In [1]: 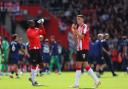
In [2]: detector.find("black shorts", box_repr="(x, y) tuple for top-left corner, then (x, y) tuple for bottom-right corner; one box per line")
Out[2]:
(29, 49), (42, 66)
(9, 54), (19, 65)
(95, 56), (105, 65)
(76, 50), (89, 62)
(42, 54), (50, 64)
(88, 55), (95, 64)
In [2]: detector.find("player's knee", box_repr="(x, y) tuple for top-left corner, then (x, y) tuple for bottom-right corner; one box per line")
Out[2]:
(85, 66), (91, 71)
(75, 66), (81, 70)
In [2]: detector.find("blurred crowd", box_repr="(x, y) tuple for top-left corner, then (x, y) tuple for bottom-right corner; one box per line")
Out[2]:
(1, 0), (128, 36)
(45, 0), (128, 37)
(0, 0), (20, 34)
(1, 0), (128, 35)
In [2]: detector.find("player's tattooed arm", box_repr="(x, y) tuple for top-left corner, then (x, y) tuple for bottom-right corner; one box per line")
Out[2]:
(71, 24), (78, 42)
(71, 24), (77, 34)
(71, 24), (84, 40)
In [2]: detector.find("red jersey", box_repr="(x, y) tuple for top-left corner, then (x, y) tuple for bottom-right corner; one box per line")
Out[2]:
(27, 27), (45, 50)
(77, 24), (90, 51)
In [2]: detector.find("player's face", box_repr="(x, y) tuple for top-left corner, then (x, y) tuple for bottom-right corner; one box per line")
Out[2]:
(105, 35), (109, 40)
(18, 37), (22, 44)
(76, 16), (84, 25)
(98, 35), (103, 40)
(15, 36), (19, 42)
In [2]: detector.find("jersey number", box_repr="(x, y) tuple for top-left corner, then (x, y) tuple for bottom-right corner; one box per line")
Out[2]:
(12, 45), (16, 51)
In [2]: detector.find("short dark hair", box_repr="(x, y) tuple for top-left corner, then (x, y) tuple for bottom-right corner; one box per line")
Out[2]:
(12, 34), (18, 40)
(77, 14), (84, 19)
(27, 20), (35, 25)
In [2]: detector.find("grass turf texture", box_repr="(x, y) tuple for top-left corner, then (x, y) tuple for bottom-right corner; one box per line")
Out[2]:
(0, 72), (128, 89)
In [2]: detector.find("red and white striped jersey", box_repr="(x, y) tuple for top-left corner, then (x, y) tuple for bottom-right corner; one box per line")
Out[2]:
(77, 24), (90, 51)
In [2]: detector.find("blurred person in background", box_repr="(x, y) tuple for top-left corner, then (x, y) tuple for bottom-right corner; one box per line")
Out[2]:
(49, 35), (61, 74)
(41, 38), (50, 75)
(9, 34), (21, 78)
(102, 33), (117, 76)
(0, 36), (3, 76)
(88, 37), (95, 68)
(62, 48), (70, 71)
(57, 41), (63, 65)
(17, 37), (26, 75)
(1, 37), (9, 73)
(95, 33), (105, 78)
(118, 36), (128, 73)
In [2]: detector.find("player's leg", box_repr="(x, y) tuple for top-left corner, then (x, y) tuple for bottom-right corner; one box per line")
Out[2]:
(0, 54), (2, 75)
(55, 55), (61, 73)
(82, 50), (100, 88)
(42, 59), (50, 74)
(46, 56), (50, 74)
(96, 64), (101, 77)
(9, 57), (16, 78)
(39, 55), (44, 75)
(9, 64), (15, 78)
(95, 56), (101, 77)
(14, 64), (19, 78)
(30, 65), (38, 84)
(36, 49), (43, 76)
(0, 51), (3, 76)
(104, 55), (117, 76)
(49, 56), (55, 72)
(4, 51), (9, 72)
(95, 56), (104, 77)
(2, 51), (8, 72)
(73, 62), (82, 88)
(1, 62), (4, 72)
(38, 63), (43, 76)
(83, 62), (100, 88)
(73, 51), (82, 88)
(41, 56), (47, 74)
(28, 49), (39, 86)
(46, 63), (50, 74)
(18, 56), (23, 75)
(0, 62), (2, 76)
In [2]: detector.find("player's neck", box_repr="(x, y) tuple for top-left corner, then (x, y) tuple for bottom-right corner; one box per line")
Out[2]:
(79, 23), (84, 26)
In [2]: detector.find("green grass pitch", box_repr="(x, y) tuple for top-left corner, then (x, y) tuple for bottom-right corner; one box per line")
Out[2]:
(0, 72), (128, 89)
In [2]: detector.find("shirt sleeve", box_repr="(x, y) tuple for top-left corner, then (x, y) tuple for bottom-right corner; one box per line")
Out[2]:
(38, 28), (46, 36)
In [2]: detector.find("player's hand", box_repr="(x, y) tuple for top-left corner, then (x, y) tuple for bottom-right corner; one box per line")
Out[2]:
(71, 24), (77, 32)
(107, 52), (111, 56)
(71, 24), (78, 37)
